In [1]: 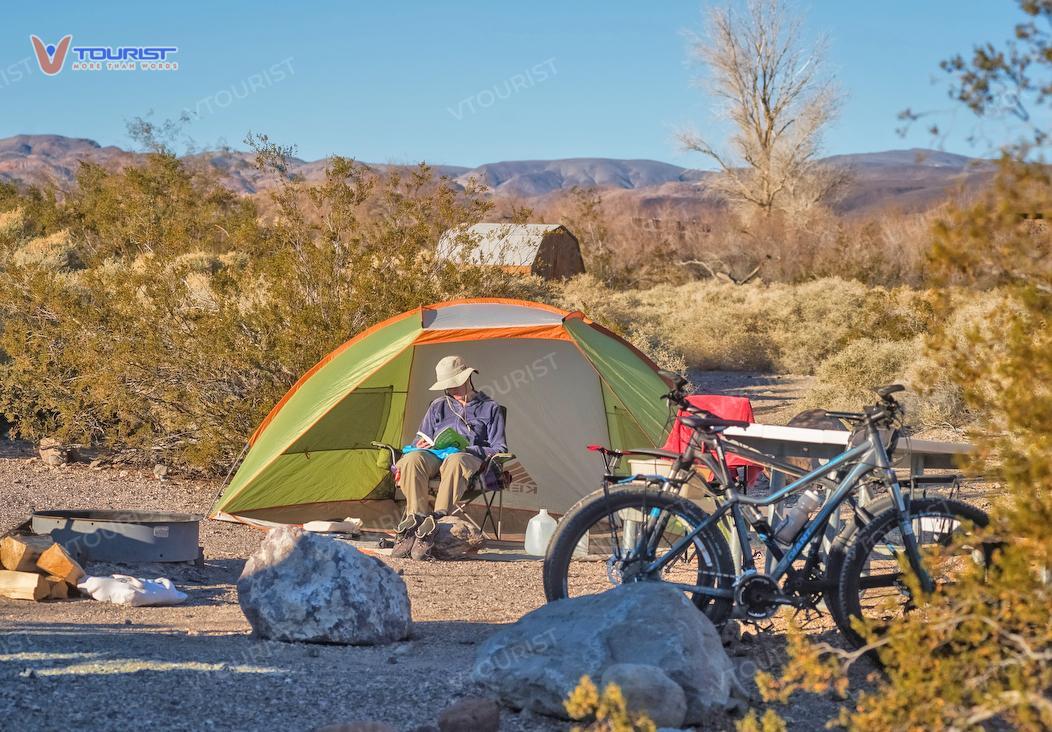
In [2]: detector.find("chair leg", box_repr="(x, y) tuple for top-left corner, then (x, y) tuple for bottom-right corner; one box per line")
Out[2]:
(496, 489), (503, 540)
(480, 491), (498, 538)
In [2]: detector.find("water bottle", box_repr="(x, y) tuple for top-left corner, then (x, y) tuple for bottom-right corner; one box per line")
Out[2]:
(573, 531), (589, 558)
(773, 489), (824, 544)
(524, 508), (558, 556)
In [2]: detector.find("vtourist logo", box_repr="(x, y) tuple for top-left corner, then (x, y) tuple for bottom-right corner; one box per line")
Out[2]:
(30, 34), (179, 75)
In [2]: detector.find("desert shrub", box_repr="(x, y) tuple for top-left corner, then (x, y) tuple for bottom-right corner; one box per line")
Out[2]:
(0, 206), (25, 237)
(10, 230), (80, 271)
(0, 144), (550, 470)
(563, 676), (656, 732)
(801, 337), (917, 411)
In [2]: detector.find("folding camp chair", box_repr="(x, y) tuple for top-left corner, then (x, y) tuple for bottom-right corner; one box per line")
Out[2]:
(371, 404), (514, 539)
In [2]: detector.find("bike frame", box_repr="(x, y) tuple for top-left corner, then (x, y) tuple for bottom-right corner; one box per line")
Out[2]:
(629, 419), (934, 598)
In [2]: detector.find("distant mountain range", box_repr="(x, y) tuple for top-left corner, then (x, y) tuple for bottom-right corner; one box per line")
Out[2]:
(0, 134), (994, 215)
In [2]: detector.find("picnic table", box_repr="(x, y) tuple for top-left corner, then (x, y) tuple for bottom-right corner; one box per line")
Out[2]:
(722, 423), (969, 475)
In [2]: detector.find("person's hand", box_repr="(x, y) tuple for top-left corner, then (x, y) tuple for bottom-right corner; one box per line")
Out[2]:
(414, 438), (429, 448)
(393, 467), (401, 483)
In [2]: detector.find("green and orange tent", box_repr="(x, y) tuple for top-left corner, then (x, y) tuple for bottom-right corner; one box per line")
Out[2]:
(210, 298), (672, 531)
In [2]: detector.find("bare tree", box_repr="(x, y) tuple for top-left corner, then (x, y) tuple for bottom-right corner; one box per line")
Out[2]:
(680, 0), (846, 217)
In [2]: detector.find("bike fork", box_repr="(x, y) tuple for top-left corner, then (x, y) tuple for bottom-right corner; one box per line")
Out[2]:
(869, 420), (935, 594)
(887, 469), (935, 593)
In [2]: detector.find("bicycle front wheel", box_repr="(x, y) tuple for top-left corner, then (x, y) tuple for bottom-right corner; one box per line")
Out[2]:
(835, 496), (990, 650)
(542, 485), (735, 625)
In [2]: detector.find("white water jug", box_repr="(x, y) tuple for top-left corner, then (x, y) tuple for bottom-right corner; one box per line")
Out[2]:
(524, 508), (557, 556)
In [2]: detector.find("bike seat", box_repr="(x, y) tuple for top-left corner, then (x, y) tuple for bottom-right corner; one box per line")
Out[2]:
(678, 414), (750, 431)
(874, 384), (905, 399)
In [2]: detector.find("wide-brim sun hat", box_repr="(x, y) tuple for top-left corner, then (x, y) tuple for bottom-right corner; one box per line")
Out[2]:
(430, 355), (479, 391)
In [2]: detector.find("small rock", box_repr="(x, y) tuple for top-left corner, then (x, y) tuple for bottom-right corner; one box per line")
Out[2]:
(39, 437), (70, 467)
(19, 668), (35, 679)
(438, 697), (500, 732)
(153, 463), (168, 480)
(431, 516), (485, 560)
(89, 459), (104, 470)
(600, 663), (687, 729)
(124, 618), (133, 625)
(720, 619), (742, 646)
(118, 470), (129, 478)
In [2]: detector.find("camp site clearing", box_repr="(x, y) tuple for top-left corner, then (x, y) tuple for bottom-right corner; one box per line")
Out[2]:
(0, 372), (997, 732)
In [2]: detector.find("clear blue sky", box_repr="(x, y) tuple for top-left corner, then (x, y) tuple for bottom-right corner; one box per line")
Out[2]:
(1, 1), (1023, 167)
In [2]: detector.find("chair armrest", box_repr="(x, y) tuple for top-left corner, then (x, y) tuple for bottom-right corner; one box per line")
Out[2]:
(471, 452), (516, 485)
(370, 441), (402, 466)
(479, 452), (514, 470)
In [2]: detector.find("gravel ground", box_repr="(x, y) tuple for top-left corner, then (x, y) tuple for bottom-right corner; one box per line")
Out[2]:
(0, 374), (998, 731)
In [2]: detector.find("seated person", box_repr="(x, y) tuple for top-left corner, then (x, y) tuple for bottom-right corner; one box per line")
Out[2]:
(395, 355), (507, 530)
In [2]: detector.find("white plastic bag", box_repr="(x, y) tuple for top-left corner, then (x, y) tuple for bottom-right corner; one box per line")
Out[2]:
(77, 574), (188, 606)
(303, 517), (363, 534)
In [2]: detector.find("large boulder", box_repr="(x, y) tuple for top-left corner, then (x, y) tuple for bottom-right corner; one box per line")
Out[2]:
(472, 583), (736, 725)
(238, 526), (411, 644)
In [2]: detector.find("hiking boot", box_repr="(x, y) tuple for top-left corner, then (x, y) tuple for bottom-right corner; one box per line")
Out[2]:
(390, 513), (423, 559)
(410, 514), (438, 561)
(396, 513), (421, 535)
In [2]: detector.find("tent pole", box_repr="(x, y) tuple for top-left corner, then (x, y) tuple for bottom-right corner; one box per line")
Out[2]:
(213, 441), (250, 504)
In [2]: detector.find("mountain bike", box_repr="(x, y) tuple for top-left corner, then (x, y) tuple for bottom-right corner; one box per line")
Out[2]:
(542, 376), (990, 648)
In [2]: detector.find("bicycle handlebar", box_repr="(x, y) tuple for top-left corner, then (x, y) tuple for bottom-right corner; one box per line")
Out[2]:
(661, 372), (906, 431)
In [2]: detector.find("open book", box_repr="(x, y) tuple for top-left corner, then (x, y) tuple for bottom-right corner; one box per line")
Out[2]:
(415, 426), (469, 451)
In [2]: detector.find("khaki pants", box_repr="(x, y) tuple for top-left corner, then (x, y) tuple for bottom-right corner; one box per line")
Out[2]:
(396, 450), (483, 515)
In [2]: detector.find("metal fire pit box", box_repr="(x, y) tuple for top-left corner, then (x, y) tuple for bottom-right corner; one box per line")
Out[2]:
(31, 510), (202, 563)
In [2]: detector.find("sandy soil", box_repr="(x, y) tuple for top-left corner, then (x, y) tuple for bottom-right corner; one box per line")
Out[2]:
(690, 370), (815, 426)
(0, 372), (995, 731)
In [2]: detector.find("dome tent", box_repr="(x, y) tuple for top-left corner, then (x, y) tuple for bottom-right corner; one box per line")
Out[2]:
(210, 298), (672, 532)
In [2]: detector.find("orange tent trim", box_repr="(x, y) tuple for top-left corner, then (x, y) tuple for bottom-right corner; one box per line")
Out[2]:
(411, 324), (572, 345)
(421, 297), (570, 317)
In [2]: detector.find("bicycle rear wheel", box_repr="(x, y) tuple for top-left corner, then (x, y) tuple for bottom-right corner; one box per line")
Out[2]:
(542, 485), (735, 625)
(835, 496), (990, 650)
